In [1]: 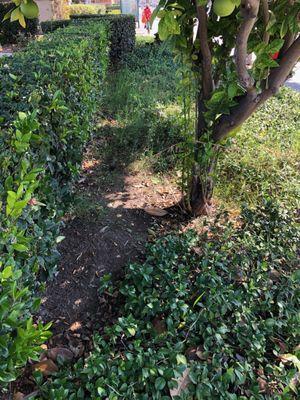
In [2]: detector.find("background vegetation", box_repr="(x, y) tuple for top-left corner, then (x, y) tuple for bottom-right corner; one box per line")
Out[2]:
(100, 42), (300, 210)
(0, 13), (299, 399)
(0, 2), (38, 45)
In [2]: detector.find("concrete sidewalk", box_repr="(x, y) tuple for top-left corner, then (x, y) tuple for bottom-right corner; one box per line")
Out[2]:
(285, 63), (300, 92)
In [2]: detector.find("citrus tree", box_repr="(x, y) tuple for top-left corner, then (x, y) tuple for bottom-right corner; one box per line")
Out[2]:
(154, 0), (300, 215)
(3, 0), (39, 27)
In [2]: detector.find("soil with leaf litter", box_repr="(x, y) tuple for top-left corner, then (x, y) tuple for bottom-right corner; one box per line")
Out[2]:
(37, 128), (182, 345)
(8, 124), (184, 398)
(8, 123), (215, 398)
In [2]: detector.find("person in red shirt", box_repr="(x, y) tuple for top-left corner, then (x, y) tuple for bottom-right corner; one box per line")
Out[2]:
(142, 5), (152, 34)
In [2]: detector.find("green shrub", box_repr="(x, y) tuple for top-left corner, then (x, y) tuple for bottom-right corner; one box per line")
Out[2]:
(67, 4), (106, 16)
(37, 200), (300, 399)
(0, 21), (108, 385)
(105, 5), (121, 14)
(0, 2), (38, 45)
(40, 19), (71, 34)
(71, 14), (136, 63)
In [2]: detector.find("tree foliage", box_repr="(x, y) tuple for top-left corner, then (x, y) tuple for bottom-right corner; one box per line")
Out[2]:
(3, 0), (39, 27)
(154, 0), (300, 215)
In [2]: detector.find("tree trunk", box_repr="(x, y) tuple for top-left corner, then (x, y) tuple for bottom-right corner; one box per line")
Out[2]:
(188, 90), (216, 217)
(189, 160), (215, 216)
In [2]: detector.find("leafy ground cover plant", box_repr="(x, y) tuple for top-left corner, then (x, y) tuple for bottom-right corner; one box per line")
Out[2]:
(0, 22), (108, 386)
(37, 200), (299, 399)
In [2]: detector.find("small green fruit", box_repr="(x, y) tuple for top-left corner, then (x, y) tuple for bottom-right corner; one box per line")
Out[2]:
(213, 0), (235, 17)
(20, 0), (39, 19)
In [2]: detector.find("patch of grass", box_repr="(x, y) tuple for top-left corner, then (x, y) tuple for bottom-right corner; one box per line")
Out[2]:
(136, 35), (155, 44)
(100, 43), (183, 169)
(216, 87), (300, 208)
(69, 193), (106, 220)
(102, 44), (299, 210)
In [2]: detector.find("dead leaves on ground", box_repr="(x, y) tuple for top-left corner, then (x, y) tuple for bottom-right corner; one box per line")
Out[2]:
(144, 207), (168, 217)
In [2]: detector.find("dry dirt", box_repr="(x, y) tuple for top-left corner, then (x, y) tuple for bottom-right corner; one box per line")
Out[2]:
(37, 133), (182, 340)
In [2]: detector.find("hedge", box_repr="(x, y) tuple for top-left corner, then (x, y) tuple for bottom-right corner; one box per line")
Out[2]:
(71, 14), (135, 63)
(0, 2), (38, 45)
(40, 19), (71, 34)
(67, 4), (105, 16)
(40, 15), (135, 63)
(0, 21), (108, 386)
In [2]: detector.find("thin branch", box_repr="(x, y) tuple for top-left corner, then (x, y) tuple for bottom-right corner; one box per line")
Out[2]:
(280, 33), (296, 56)
(235, 0), (260, 90)
(261, 0), (270, 43)
(196, 5), (214, 99)
(279, 0), (295, 57)
(212, 36), (300, 142)
(266, 36), (300, 91)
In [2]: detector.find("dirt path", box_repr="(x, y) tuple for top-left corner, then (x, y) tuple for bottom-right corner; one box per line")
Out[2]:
(38, 123), (181, 342)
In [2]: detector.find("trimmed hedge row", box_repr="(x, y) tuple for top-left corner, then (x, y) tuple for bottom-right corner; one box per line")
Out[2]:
(41, 14), (135, 63)
(0, 2), (38, 45)
(72, 14), (135, 63)
(40, 19), (71, 34)
(0, 22), (108, 385)
(67, 3), (106, 16)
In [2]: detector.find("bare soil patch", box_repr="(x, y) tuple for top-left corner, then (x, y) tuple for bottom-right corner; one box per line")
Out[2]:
(37, 128), (181, 341)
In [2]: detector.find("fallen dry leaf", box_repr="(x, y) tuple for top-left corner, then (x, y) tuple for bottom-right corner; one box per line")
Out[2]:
(13, 393), (24, 400)
(269, 269), (281, 281)
(192, 247), (202, 256)
(144, 207), (168, 217)
(170, 368), (190, 398)
(23, 392), (39, 400)
(152, 316), (167, 334)
(186, 346), (207, 361)
(69, 321), (82, 332)
(69, 341), (84, 357)
(32, 359), (58, 376)
(257, 377), (268, 393)
(47, 347), (74, 364)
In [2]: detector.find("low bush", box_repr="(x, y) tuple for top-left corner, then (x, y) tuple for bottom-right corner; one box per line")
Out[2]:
(71, 14), (135, 63)
(105, 5), (121, 14)
(40, 19), (71, 34)
(0, 21), (108, 385)
(0, 2), (38, 45)
(41, 14), (135, 63)
(66, 4), (105, 16)
(37, 200), (300, 398)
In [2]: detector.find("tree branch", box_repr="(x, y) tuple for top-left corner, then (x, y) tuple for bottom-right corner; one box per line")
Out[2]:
(266, 36), (300, 92)
(261, 0), (270, 43)
(235, 0), (260, 90)
(212, 36), (300, 142)
(279, 0), (295, 57)
(196, 5), (214, 99)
